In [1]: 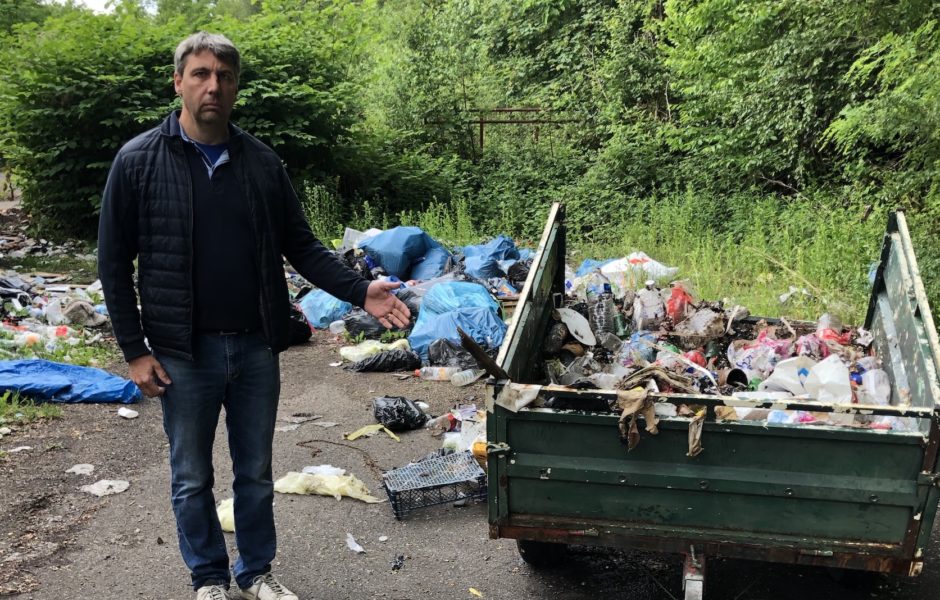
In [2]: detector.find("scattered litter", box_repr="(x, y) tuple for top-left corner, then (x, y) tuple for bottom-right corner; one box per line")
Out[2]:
(346, 532), (365, 554)
(117, 407), (138, 419)
(378, 535), (389, 542)
(281, 413), (321, 424)
(372, 396), (428, 431)
(276, 424), (301, 432)
(329, 361), (343, 367)
(344, 424), (401, 442)
(391, 554), (405, 570)
(469, 588), (483, 598)
(274, 470), (384, 503)
(217, 498), (234, 532)
(80, 479), (130, 497)
(7, 446), (32, 453)
(66, 463), (94, 475)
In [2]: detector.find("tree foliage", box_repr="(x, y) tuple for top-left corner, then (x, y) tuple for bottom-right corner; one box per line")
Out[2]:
(0, 0), (937, 308)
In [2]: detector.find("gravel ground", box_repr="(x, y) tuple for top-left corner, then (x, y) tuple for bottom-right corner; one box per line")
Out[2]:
(1, 332), (938, 599)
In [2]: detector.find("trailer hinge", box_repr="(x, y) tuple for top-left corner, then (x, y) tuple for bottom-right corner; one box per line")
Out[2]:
(487, 442), (511, 457)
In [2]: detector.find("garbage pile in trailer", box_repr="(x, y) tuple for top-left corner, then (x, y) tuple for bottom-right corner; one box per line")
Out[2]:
(530, 254), (915, 432)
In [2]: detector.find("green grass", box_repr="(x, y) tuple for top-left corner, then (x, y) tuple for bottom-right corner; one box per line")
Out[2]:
(0, 253), (98, 285)
(0, 390), (61, 427)
(575, 194), (885, 324)
(302, 191), (905, 327)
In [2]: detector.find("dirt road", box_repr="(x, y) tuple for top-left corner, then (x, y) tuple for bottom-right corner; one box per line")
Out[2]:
(1, 333), (938, 599)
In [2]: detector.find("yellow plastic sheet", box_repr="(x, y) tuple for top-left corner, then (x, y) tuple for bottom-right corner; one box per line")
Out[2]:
(273, 471), (384, 503)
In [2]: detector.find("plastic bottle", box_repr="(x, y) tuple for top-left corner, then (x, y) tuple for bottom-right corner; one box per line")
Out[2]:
(589, 283), (616, 335)
(451, 368), (486, 387)
(415, 366), (461, 381)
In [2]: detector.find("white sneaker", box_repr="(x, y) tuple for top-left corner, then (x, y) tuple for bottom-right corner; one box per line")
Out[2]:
(196, 584), (233, 600)
(239, 573), (299, 600)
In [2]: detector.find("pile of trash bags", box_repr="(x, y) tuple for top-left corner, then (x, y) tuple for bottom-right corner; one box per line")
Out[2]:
(292, 226), (534, 375)
(538, 260), (914, 432)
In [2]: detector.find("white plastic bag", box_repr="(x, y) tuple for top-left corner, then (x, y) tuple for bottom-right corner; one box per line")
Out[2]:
(759, 356), (817, 396)
(804, 355), (852, 403)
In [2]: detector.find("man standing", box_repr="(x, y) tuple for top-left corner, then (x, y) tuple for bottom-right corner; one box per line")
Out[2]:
(98, 32), (409, 600)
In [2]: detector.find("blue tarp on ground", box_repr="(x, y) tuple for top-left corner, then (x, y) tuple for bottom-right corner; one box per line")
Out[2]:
(0, 359), (141, 403)
(359, 226), (451, 281)
(408, 307), (508, 361)
(298, 289), (352, 329)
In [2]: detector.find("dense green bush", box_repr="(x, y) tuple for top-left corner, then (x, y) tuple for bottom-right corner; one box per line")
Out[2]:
(0, 11), (180, 235)
(0, 0), (937, 313)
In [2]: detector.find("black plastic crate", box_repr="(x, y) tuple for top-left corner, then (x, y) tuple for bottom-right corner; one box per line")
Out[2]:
(382, 451), (487, 519)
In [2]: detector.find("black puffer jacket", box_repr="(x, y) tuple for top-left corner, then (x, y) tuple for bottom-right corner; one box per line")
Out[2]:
(98, 112), (369, 362)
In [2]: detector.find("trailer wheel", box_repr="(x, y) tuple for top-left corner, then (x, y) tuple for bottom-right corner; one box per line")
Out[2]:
(517, 539), (568, 568)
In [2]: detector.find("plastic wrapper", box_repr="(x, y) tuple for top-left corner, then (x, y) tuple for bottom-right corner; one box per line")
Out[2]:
(298, 289), (352, 329)
(217, 498), (235, 532)
(372, 395), (428, 431)
(428, 338), (478, 370)
(666, 281), (695, 323)
(346, 349), (421, 373)
(339, 338), (410, 363)
(273, 471), (383, 503)
(804, 355), (852, 403)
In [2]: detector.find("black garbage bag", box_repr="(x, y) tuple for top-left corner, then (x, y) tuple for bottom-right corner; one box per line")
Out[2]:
(340, 248), (374, 281)
(428, 338), (479, 370)
(372, 395), (428, 431)
(507, 258), (532, 289)
(396, 288), (423, 317)
(345, 349), (421, 373)
(343, 308), (387, 339)
(288, 304), (312, 345)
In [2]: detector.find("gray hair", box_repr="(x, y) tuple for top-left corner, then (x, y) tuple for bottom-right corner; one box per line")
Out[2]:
(174, 31), (241, 80)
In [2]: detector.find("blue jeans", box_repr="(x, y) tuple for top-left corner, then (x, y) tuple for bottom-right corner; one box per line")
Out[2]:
(157, 332), (280, 590)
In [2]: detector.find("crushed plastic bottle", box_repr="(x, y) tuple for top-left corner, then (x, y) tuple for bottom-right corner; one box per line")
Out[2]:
(415, 366), (461, 381)
(451, 369), (486, 387)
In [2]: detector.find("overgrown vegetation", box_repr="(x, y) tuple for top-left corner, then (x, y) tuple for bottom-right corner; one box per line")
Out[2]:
(0, 0), (936, 322)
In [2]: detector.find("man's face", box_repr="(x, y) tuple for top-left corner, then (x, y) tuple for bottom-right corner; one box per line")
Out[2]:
(173, 50), (238, 129)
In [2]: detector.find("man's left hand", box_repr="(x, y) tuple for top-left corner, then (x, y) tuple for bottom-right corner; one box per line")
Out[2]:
(364, 280), (411, 329)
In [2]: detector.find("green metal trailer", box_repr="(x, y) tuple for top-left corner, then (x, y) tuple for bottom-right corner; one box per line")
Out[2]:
(486, 203), (940, 599)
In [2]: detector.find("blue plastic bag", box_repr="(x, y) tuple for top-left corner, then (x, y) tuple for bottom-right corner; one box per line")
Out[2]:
(408, 307), (508, 361)
(298, 289), (352, 329)
(461, 236), (520, 279)
(410, 245), (451, 281)
(421, 282), (499, 317)
(359, 226), (451, 280)
(0, 359), (141, 403)
(575, 258), (615, 277)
